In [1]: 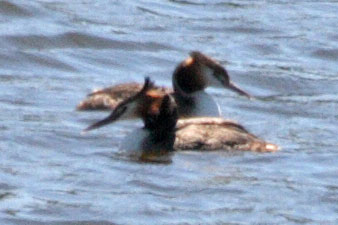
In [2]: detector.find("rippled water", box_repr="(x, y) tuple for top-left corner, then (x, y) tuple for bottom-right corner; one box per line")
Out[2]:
(1, 0), (338, 224)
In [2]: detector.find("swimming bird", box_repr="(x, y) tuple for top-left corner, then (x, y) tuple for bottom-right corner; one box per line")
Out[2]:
(84, 78), (278, 154)
(84, 78), (177, 161)
(77, 51), (251, 117)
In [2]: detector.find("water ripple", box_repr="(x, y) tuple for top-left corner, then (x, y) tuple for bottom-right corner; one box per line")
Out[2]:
(3, 32), (176, 51)
(1, 0), (338, 224)
(0, 1), (32, 17)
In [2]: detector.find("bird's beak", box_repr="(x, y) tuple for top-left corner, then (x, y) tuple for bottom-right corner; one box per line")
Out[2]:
(83, 107), (126, 132)
(228, 82), (252, 99)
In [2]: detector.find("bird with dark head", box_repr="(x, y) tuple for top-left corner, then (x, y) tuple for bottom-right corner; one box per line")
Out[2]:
(77, 51), (251, 117)
(84, 77), (279, 154)
(84, 77), (178, 161)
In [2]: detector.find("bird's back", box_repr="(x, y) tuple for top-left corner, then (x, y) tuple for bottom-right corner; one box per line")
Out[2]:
(77, 82), (172, 110)
(174, 117), (278, 152)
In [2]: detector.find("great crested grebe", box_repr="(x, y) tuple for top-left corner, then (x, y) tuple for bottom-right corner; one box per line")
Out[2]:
(77, 51), (251, 117)
(84, 78), (279, 153)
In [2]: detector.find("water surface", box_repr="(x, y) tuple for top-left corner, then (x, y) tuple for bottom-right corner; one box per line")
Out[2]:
(1, 0), (338, 224)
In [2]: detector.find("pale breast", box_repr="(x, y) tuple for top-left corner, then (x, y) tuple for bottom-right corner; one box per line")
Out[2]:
(119, 128), (150, 157)
(119, 128), (174, 162)
(176, 91), (222, 117)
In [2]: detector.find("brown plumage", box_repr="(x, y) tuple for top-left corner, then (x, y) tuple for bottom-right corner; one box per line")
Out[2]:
(175, 118), (278, 152)
(84, 78), (279, 153)
(77, 82), (172, 110)
(77, 51), (251, 114)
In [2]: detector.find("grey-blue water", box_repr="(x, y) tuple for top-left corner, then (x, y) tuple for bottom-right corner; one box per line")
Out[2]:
(1, 0), (338, 224)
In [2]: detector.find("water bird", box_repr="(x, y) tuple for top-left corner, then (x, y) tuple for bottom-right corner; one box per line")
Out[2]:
(84, 78), (279, 154)
(77, 51), (251, 117)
